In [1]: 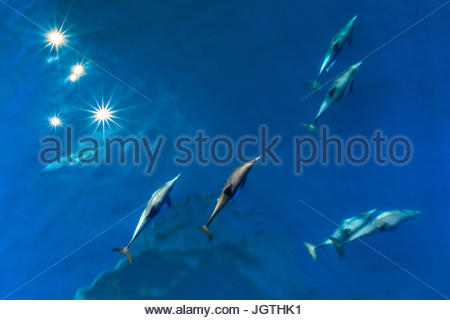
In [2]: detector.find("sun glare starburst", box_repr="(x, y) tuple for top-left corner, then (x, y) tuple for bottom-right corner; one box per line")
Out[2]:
(86, 99), (121, 135)
(67, 64), (86, 82)
(68, 73), (78, 82)
(45, 27), (67, 52)
(95, 106), (113, 121)
(71, 64), (85, 76)
(48, 115), (62, 129)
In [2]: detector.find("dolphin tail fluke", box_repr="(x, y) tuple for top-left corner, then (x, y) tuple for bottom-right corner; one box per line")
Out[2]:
(304, 80), (322, 90)
(330, 237), (344, 259)
(303, 242), (317, 260)
(300, 123), (319, 135)
(198, 225), (212, 240)
(112, 247), (133, 263)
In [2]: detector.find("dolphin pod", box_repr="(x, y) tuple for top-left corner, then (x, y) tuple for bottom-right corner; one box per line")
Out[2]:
(304, 209), (421, 260)
(304, 208), (376, 260)
(30, 14), (421, 267)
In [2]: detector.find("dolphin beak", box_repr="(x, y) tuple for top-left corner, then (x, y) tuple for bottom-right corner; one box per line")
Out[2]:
(253, 155), (262, 162)
(173, 173), (182, 181)
(353, 61), (363, 69)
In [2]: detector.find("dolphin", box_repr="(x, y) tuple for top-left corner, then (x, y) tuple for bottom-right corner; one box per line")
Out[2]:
(199, 156), (261, 240)
(348, 209), (421, 242)
(39, 154), (80, 175)
(304, 208), (376, 260)
(113, 174), (181, 263)
(37, 149), (99, 181)
(302, 61), (362, 134)
(305, 15), (358, 90)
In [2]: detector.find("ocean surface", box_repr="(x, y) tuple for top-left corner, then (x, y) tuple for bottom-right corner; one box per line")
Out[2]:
(0, 0), (449, 299)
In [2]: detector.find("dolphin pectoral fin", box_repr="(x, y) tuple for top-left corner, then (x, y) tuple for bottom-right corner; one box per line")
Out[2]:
(241, 176), (247, 190)
(326, 59), (336, 72)
(328, 87), (337, 98)
(330, 237), (344, 259)
(198, 225), (212, 240)
(349, 81), (354, 95)
(303, 242), (317, 261)
(342, 228), (352, 236)
(332, 41), (340, 51)
(166, 196), (172, 208)
(348, 34), (352, 46)
(112, 247), (133, 263)
(224, 184), (233, 196)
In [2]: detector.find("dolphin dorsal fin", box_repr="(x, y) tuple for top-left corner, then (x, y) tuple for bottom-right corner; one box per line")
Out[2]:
(166, 196), (172, 208)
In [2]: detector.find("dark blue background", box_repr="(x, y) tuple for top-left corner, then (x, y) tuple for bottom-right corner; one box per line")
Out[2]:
(0, 0), (448, 299)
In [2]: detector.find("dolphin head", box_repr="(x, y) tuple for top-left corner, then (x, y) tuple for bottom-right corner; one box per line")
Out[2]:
(247, 155), (262, 167)
(402, 209), (421, 217)
(349, 15), (358, 26)
(351, 61), (363, 70)
(166, 173), (181, 187)
(161, 174), (181, 196)
(347, 61), (362, 78)
(171, 173), (182, 182)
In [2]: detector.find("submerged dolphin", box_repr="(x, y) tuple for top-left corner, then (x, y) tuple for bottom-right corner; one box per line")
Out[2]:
(348, 209), (421, 242)
(301, 61), (362, 133)
(199, 156), (261, 240)
(37, 149), (99, 180)
(304, 208), (376, 260)
(113, 174), (181, 263)
(305, 15), (358, 90)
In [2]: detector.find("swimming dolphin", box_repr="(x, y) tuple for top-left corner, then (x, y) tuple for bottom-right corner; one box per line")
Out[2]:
(37, 149), (99, 181)
(348, 209), (421, 242)
(302, 61), (362, 134)
(39, 154), (80, 175)
(199, 156), (261, 240)
(305, 15), (358, 90)
(304, 208), (376, 260)
(113, 174), (181, 263)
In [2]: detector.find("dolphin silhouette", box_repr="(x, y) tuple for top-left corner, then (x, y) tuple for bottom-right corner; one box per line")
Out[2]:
(302, 61), (362, 134)
(198, 156), (260, 240)
(36, 149), (100, 183)
(113, 174), (181, 263)
(348, 209), (421, 242)
(304, 208), (376, 260)
(305, 15), (358, 90)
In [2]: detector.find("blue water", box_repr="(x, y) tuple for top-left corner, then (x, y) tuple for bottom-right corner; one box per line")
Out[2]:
(0, 0), (449, 299)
